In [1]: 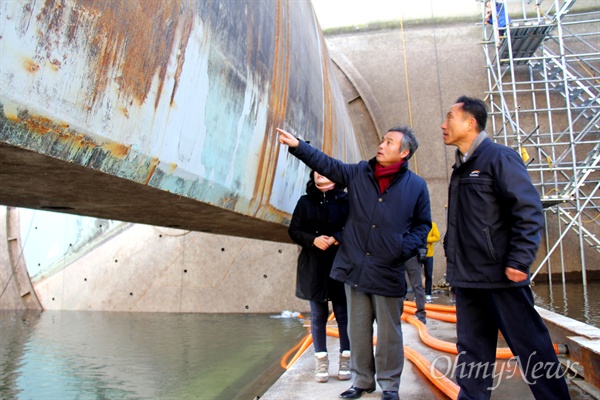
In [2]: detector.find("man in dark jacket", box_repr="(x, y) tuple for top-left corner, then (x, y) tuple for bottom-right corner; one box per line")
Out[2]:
(278, 126), (431, 400)
(442, 96), (571, 400)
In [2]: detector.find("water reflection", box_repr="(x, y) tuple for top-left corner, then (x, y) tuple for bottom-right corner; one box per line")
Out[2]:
(532, 280), (600, 328)
(0, 311), (306, 399)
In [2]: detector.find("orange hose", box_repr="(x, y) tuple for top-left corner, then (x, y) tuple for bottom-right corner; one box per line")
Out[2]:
(282, 334), (313, 369)
(326, 327), (339, 337)
(282, 309), (565, 374)
(402, 314), (459, 355)
(280, 334), (307, 369)
(402, 314), (517, 359)
(405, 300), (457, 313)
(404, 304), (457, 323)
(426, 309), (456, 323)
(333, 305), (459, 397)
(281, 312), (336, 370)
(404, 345), (460, 400)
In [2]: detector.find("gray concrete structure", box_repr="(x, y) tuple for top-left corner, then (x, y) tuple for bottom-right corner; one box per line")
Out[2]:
(261, 307), (600, 399)
(327, 21), (487, 287)
(2, 0), (599, 313)
(1, 1), (599, 397)
(0, 15), (494, 313)
(1, 206), (306, 313)
(325, 0), (600, 283)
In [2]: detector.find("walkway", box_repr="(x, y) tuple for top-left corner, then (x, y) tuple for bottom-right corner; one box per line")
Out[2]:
(261, 296), (595, 400)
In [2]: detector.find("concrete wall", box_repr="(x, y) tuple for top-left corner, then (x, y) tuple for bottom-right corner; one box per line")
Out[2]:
(25, 208), (306, 313)
(18, 19), (486, 313)
(3, 2), (599, 312)
(1, 11), (490, 313)
(0, 207), (42, 310)
(324, 3), (600, 283)
(1, 206), (307, 313)
(325, 21), (488, 287)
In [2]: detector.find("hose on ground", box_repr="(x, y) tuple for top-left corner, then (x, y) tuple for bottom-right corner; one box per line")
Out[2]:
(404, 303), (457, 323)
(404, 345), (460, 400)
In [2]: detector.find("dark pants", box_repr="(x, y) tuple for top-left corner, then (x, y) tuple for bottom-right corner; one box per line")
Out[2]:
(405, 255), (426, 323)
(455, 286), (571, 400)
(310, 299), (350, 353)
(422, 256), (434, 296)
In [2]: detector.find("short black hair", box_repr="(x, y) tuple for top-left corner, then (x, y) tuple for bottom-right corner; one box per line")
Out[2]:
(387, 125), (419, 160)
(456, 95), (488, 132)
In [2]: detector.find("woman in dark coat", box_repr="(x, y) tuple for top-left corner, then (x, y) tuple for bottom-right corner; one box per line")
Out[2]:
(288, 170), (350, 383)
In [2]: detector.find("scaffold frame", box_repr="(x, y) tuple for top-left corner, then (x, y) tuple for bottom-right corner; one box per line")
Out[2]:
(481, 0), (600, 286)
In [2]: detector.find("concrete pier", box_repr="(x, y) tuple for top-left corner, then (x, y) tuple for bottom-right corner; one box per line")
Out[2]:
(261, 303), (600, 400)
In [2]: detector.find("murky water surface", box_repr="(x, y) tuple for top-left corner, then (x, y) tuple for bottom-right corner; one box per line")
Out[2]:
(532, 280), (600, 328)
(0, 311), (306, 400)
(1, 281), (597, 399)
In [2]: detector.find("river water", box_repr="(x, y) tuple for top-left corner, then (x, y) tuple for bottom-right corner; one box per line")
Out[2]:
(532, 280), (600, 328)
(0, 311), (306, 400)
(0, 281), (597, 400)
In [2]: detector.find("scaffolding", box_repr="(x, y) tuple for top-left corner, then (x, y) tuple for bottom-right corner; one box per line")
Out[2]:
(482, 0), (600, 287)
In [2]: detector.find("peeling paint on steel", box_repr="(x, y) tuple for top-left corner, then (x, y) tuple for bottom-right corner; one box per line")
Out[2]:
(0, 0), (361, 227)
(35, 0), (195, 109)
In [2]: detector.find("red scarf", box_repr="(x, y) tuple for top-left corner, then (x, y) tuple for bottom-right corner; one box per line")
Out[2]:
(374, 160), (405, 193)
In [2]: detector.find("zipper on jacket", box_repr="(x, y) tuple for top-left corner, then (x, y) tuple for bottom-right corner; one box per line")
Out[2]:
(483, 227), (498, 262)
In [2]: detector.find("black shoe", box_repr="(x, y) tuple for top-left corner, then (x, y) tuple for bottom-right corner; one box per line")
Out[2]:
(381, 391), (399, 400)
(339, 386), (376, 399)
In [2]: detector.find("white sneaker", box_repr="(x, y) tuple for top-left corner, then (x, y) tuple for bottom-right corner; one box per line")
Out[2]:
(338, 350), (351, 381)
(314, 352), (329, 382)
(426, 295), (433, 303)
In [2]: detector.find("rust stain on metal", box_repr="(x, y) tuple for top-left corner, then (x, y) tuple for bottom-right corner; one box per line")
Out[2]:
(69, 133), (97, 150)
(24, 58), (40, 74)
(166, 163), (178, 174)
(37, 0), (195, 110)
(320, 40), (333, 156)
(49, 58), (62, 71)
(145, 158), (160, 185)
(119, 106), (129, 119)
(169, 13), (195, 107)
(10, 110), (137, 162)
(251, 0), (290, 215)
(101, 142), (131, 159)
(24, 115), (56, 135)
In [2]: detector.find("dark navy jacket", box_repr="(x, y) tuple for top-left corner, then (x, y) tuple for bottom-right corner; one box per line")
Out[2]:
(444, 137), (543, 288)
(290, 140), (431, 297)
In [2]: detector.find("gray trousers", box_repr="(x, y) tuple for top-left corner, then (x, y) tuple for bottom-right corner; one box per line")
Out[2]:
(345, 284), (405, 392)
(404, 255), (426, 324)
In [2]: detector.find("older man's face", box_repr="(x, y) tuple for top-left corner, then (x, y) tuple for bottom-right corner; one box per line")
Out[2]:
(376, 131), (409, 166)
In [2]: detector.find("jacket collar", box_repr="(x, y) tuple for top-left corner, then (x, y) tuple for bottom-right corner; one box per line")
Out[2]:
(453, 132), (490, 169)
(368, 157), (410, 175)
(307, 184), (346, 200)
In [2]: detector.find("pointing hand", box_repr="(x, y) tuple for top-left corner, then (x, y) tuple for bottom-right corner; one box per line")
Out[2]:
(277, 128), (300, 148)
